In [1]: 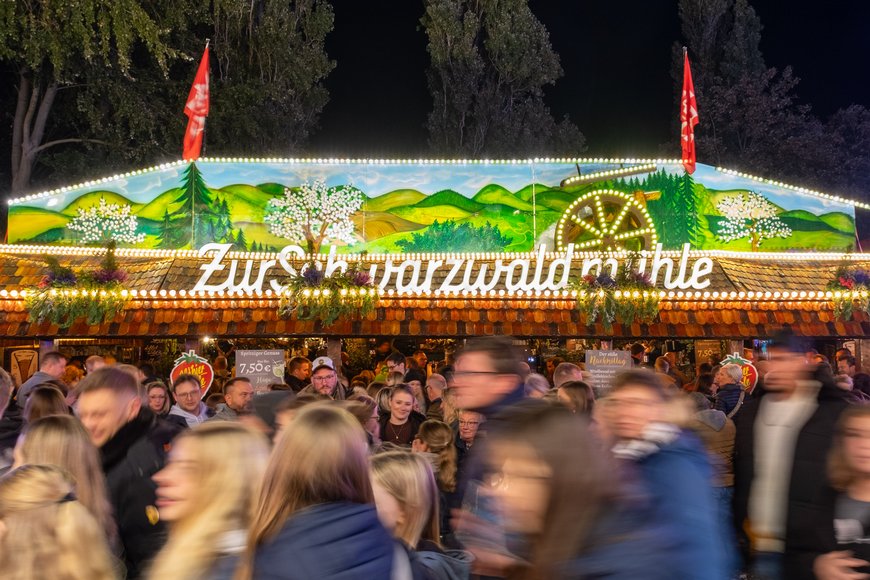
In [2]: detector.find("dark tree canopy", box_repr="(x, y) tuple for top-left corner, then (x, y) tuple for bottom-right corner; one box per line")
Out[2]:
(421, 0), (585, 157)
(674, 0), (870, 199)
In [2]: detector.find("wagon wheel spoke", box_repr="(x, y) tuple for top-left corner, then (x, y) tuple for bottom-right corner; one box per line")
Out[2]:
(569, 213), (603, 237)
(607, 203), (633, 235)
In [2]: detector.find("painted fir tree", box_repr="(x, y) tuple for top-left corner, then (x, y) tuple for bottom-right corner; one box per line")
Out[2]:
(173, 162), (216, 249)
(264, 179), (364, 254)
(716, 191), (792, 251)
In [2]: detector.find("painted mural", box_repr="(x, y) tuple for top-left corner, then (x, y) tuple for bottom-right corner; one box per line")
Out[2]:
(7, 160), (857, 253)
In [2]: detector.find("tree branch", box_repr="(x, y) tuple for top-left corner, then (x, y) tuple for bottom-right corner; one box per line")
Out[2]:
(30, 83), (58, 153)
(30, 138), (109, 156)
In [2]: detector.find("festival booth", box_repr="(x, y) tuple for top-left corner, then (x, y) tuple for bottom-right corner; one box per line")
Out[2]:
(0, 158), (868, 377)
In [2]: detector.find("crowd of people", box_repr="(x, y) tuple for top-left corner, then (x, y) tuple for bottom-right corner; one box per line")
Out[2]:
(0, 334), (868, 579)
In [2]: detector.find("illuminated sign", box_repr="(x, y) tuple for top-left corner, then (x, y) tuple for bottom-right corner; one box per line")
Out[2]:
(191, 242), (715, 294)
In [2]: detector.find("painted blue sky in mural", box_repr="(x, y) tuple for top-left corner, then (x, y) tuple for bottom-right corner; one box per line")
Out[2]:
(22, 160), (857, 218)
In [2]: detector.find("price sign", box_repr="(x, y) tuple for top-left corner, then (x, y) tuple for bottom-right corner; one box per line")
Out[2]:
(236, 350), (286, 392)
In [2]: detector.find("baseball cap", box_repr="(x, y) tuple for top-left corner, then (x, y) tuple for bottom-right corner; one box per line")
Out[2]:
(311, 356), (335, 373)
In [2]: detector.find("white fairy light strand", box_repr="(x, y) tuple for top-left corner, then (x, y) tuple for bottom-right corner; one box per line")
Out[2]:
(8, 157), (867, 211)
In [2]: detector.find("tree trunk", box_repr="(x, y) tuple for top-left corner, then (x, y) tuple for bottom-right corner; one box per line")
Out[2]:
(11, 73), (59, 195)
(751, 232), (760, 252)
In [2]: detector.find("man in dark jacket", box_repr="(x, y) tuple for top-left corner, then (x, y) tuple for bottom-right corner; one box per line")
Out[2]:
(284, 356), (311, 393)
(733, 335), (847, 580)
(77, 366), (176, 579)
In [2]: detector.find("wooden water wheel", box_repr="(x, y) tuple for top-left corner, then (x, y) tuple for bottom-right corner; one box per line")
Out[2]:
(555, 189), (658, 252)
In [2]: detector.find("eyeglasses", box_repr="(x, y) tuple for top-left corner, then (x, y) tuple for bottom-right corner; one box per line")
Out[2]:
(459, 420), (481, 427)
(175, 391), (200, 399)
(311, 375), (335, 382)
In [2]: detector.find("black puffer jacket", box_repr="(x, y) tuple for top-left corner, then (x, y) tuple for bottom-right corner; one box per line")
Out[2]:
(100, 408), (177, 579)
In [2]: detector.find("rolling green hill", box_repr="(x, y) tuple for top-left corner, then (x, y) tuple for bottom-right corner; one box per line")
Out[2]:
(778, 209), (821, 222)
(819, 212), (855, 234)
(61, 191), (142, 216)
(515, 183), (552, 201)
(473, 184), (535, 211)
(414, 190), (483, 213)
(535, 190), (575, 212)
(366, 189), (427, 212)
(390, 204), (473, 225)
(8, 207), (70, 242)
(256, 183), (286, 196)
(137, 188), (185, 220)
(217, 184), (279, 222)
(352, 211), (425, 240)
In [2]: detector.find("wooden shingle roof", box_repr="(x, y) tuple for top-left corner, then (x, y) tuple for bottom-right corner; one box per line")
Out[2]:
(0, 249), (866, 339)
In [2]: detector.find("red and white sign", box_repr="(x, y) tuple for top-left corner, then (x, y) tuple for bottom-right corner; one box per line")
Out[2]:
(170, 350), (214, 397)
(720, 352), (758, 393)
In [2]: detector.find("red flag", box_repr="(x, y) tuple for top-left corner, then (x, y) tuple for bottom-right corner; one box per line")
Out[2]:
(183, 44), (210, 161)
(680, 50), (699, 174)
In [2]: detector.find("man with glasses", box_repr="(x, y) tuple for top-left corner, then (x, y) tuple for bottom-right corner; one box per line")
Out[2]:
(301, 356), (347, 400)
(384, 351), (406, 376)
(168, 374), (213, 427)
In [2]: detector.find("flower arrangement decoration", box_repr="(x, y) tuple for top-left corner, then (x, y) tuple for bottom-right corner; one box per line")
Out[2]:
(826, 266), (870, 320)
(26, 242), (130, 328)
(573, 255), (659, 330)
(278, 261), (378, 326)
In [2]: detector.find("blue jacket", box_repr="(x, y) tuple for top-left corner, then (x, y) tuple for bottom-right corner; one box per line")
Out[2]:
(556, 494), (681, 580)
(633, 431), (728, 580)
(253, 502), (394, 580)
(714, 383), (746, 417)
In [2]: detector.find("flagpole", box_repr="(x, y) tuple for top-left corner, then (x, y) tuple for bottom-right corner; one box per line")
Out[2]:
(201, 39), (210, 159)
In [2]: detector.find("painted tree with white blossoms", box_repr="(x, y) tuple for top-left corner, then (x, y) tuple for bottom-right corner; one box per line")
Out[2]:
(716, 190), (791, 251)
(67, 198), (146, 245)
(264, 179), (364, 254)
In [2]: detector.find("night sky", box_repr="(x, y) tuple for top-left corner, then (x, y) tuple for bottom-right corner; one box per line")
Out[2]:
(309, 0), (870, 159)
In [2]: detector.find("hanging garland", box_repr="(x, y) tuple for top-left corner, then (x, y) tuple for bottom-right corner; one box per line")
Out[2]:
(572, 256), (659, 331)
(25, 242), (130, 328)
(278, 262), (378, 326)
(826, 266), (870, 320)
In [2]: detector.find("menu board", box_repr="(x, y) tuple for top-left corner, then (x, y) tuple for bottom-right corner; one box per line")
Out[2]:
(585, 350), (632, 395)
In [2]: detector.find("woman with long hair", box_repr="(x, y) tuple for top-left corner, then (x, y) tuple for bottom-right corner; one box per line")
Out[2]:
(461, 400), (676, 580)
(556, 380), (594, 416)
(23, 385), (68, 423)
(240, 405), (395, 579)
(811, 406), (870, 578)
(14, 415), (117, 547)
(0, 464), (116, 580)
(413, 420), (460, 546)
(371, 451), (472, 579)
(379, 384), (427, 447)
(148, 422), (270, 580)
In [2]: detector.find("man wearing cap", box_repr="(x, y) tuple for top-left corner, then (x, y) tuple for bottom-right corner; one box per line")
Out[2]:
(300, 357), (347, 400)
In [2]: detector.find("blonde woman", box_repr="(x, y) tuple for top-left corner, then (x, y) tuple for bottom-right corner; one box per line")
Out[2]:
(0, 464), (116, 580)
(14, 414), (117, 547)
(371, 451), (472, 579)
(413, 420), (459, 545)
(148, 422), (270, 580)
(240, 405), (395, 579)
